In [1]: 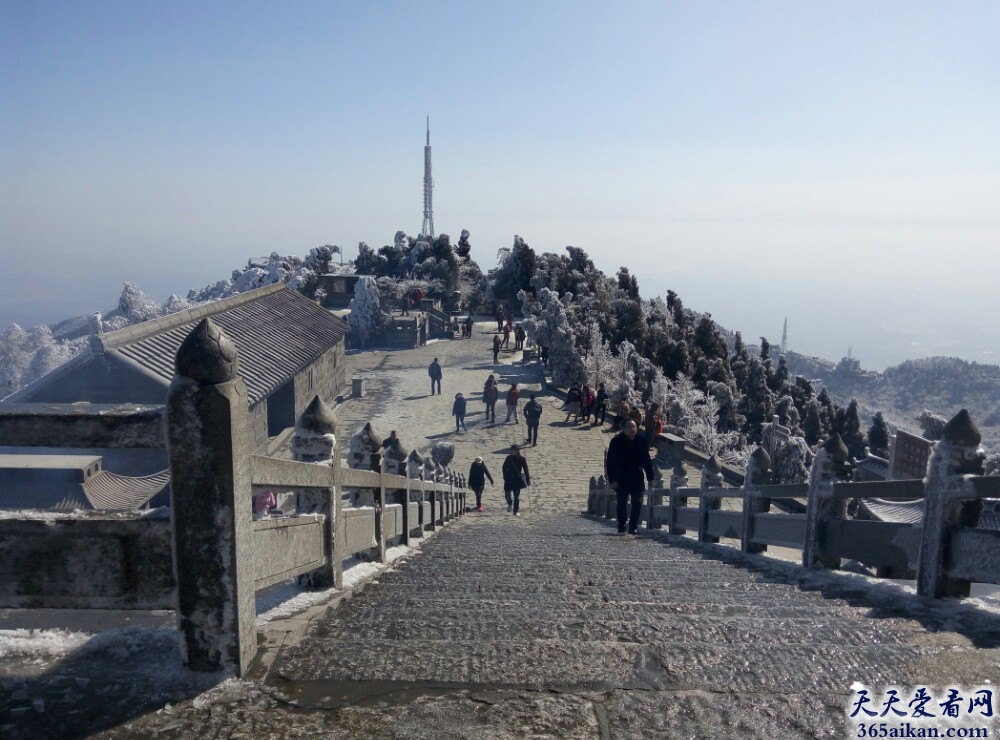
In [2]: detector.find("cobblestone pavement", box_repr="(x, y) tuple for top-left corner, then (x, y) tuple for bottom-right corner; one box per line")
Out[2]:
(89, 324), (1000, 737)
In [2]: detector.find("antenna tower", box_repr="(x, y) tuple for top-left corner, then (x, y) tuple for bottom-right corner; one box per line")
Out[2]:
(421, 117), (434, 238)
(781, 318), (788, 354)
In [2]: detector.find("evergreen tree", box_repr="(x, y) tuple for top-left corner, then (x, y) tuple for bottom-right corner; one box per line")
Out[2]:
(692, 314), (729, 364)
(841, 399), (867, 459)
(817, 387), (835, 434)
(770, 354), (789, 393)
(867, 412), (890, 458)
(490, 235), (537, 309)
(738, 355), (774, 444)
(730, 331), (750, 389)
(616, 266), (640, 301)
(455, 229), (472, 260)
(803, 400), (823, 446)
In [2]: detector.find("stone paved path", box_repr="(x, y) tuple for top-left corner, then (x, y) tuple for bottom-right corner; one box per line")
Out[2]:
(328, 320), (611, 512)
(93, 321), (1000, 738)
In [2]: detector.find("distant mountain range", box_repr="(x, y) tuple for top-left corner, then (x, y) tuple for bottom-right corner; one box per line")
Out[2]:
(786, 352), (1000, 452)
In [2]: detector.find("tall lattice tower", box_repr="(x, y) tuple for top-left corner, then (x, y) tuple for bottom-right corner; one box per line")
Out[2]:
(780, 317), (788, 354)
(421, 116), (434, 239)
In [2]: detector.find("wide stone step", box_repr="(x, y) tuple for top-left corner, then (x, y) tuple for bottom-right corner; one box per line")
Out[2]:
(316, 613), (919, 646)
(276, 638), (954, 693)
(332, 600), (888, 621)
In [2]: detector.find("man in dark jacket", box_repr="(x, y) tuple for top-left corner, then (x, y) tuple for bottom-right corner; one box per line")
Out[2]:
(523, 393), (543, 446)
(468, 456), (494, 512)
(492, 334), (502, 364)
(593, 383), (609, 426)
(501, 444), (531, 516)
(428, 358), (442, 395)
(483, 375), (498, 423)
(605, 420), (655, 535)
(452, 392), (468, 433)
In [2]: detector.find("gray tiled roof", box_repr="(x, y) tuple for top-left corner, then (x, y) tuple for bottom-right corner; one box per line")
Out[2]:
(0, 470), (170, 511)
(101, 284), (348, 406)
(82, 469), (170, 510)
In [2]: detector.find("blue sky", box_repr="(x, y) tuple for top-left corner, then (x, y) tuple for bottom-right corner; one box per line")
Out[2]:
(2, 1), (998, 367)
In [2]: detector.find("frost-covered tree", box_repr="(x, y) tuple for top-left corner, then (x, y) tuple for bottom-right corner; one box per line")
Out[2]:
(347, 276), (389, 348)
(519, 287), (586, 387)
(773, 436), (814, 484)
(490, 235), (537, 310)
(917, 409), (947, 441)
(660, 373), (744, 465)
(738, 355), (774, 444)
(22, 327), (77, 387)
(0, 324), (31, 395)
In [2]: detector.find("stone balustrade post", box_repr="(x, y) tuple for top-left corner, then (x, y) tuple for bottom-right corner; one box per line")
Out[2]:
(803, 434), (853, 570)
(291, 395), (338, 587)
(602, 476), (615, 520)
(697, 455), (724, 543)
(647, 470), (664, 529)
(741, 447), (772, 554)
(375, 454), (387, 563)
(165, 318), (256, 676)
(917, 409), (985, 598)
(402, 471), (412, 546)
(668, 460), (689, 536)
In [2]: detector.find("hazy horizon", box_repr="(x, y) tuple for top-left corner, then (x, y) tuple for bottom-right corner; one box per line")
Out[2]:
(3, 1), (998, 370)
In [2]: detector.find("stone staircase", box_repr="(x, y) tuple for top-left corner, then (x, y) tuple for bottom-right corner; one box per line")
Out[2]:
(266, 511), (1000, 736)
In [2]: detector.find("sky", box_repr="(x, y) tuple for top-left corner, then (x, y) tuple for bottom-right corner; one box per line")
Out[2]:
(2, 1), (998, 369)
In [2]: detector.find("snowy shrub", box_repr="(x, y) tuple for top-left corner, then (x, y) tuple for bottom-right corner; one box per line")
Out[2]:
(347, 276), (389, 348)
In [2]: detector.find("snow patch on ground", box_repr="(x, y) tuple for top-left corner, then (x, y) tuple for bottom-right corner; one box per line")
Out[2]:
(254, 543), (419, 626)
(0, 628), (92, 660)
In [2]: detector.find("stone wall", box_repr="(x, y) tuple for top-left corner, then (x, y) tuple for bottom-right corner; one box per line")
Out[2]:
(0, 515), (174, 609)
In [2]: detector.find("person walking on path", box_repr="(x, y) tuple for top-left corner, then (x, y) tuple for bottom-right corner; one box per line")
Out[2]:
(514, 325), (526, 351)
(564, 382), (583, 423)
(468, 456), (494, 512)
(580, 384), (595, 424)
(483, 375), (498, 423)
(502, 444), (531, 516)
(643, 402), (662, 445)
(501, 321), (512, 349)
(452, 392), (468, 433)
(496, 308), (505, 332)
(606, 420), (655, 535)
(594, 383), (609, 426)
(523, 393), (543, 446)
(504, 383), (521, 423)
(465, 315), (474, 339)
(492, 334), (502, 364)
(428, 358), (443, 395)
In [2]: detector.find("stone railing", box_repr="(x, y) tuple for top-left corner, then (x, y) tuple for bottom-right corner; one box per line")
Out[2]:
(0, 318), (466, 677)
(587, 410), (1000, 602)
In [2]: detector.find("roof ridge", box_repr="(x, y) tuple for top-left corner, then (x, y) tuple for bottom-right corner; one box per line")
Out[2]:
(99, 282), (288, 349)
